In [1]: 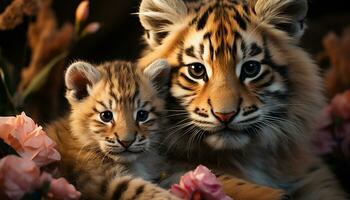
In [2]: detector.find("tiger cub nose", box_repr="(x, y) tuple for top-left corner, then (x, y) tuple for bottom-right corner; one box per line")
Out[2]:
(117, 139), (134, 148)
(213, 111), (236, 123)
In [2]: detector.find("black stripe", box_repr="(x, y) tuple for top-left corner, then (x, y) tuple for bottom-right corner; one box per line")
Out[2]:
(241, 39), (247, 59)
(109, 99), (112, 108)
(180, 73), (197, 84)
(194, 108), (209, 118)
(112, 179), (130, 200)
(197, 7), (212, 30)
(141, 101), (150, 108)
(250, 70), (271, 84)
(110, 91), (118, 104)
(129, 185), (145, 200)
(242, 105), (258, 116)
(234, 13), (247, 30)
(185, 46), (196, 58)
(249, 43), (263, 57)
(92, 130), (103, 134)
(242, 3), (249, 13)
(257, 76), (275, 88)
(261, 36), (288, 79)
(176, 80), (193, 91)
(199, 44), (205, 59)
(93, 107), (100, 114)
(143, 119), (156, 126)
(97, 101), (108, 109)
(92, 119), (105, 125)
(180, 93), (196, 98)
(193, 119), (215, 125)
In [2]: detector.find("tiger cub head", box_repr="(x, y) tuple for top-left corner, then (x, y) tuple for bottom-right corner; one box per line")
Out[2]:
(138, 0), (324, 150)
(65, 60), (170, 162)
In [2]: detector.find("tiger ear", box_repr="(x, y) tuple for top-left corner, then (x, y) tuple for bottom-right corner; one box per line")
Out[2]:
(252, 0), (308, 39)
(65, 61), (101, 103)
(143, 59), (171, 96)
(138, 0), (188, 48)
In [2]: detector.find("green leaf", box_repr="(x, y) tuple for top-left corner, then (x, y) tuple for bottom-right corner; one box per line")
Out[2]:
(17, 51), (68, 104)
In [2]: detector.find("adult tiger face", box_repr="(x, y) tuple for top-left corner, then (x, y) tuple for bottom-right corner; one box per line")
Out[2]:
(138, 0), (323, 150)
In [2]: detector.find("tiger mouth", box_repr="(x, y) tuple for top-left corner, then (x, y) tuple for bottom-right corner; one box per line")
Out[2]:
(106, 149), (145, 156)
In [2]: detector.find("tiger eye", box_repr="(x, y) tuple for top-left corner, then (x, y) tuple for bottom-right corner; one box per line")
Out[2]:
(241, 60), (261, 78)
(100, 111), (113, 122)
(187, 63), (207, 79)
(136, 110), (149, 122)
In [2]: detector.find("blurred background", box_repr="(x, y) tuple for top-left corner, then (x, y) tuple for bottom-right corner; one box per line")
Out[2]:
(0, 0), (350, 193)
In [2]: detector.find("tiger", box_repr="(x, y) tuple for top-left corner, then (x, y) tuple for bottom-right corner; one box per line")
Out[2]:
(137, 0), (349, 199)
(46, 59), (180, 200)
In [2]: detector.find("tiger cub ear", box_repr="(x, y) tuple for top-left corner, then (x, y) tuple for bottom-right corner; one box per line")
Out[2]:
(143, 59), (171, 96)
(138, 0), (187, 48)
(251, 0), (308, 39)
(65, 61), (101, 102)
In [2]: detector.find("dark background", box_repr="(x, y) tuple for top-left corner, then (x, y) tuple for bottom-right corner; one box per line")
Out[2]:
(1, 0), (349, 69)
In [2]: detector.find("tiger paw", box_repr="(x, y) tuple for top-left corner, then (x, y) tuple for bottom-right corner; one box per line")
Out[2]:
(218, 175), (287, 200)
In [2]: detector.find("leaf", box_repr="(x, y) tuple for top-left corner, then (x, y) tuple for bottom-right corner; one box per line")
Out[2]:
(17, 51), (68, 104)
(0, 67), (16, 114)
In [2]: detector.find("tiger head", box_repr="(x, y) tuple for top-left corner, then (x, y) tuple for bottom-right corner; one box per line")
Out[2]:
(65, 60), (170, 162)
(138, 0), (324, 151)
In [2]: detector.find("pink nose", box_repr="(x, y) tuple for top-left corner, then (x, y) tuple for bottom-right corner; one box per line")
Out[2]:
(213, 111), (236, 122)
(117, 139), (133, 148)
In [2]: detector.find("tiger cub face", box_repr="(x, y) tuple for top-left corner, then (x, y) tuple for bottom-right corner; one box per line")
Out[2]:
(138, 0), (323, 150)
(65, 60), (170, 162)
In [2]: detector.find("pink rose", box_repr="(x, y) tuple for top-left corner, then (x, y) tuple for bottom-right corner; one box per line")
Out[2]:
(0, 156), (81, 200)
(0, 112), (61, 167)
(329, 90), (350, 119)
(0, 155), (40, 200)
(171, 165), (232, 200)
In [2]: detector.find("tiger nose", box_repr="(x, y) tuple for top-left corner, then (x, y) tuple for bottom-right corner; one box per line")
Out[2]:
(213, 111), (236, 123)
(117, 139), (134, 148)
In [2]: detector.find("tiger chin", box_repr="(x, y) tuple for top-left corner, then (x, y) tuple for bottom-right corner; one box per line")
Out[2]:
(46, 60), (180, 200)
(137, 0), (348, 199)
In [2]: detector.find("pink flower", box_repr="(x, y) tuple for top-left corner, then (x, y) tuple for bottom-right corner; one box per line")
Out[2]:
(82, 22), (100, 35)
(0, 155), (40, 200)
(0, 112), (60, 167)
(0, 156), (81, 200)
(171, 165), (232, 200)
(329, 90), (350, 119)
(75, 0), (89, 23)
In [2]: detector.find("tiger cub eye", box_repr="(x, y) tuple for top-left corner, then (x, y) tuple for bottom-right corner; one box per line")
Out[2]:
(187, 63), (207, 79)
(241, 60), (261, 78)
(100, 111), (113, 122)
(136, 110), (149, 122)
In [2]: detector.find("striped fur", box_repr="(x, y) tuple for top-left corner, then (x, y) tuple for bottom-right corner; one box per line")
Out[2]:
(46, 60), (178, 200)
(138, 0), (348, 199)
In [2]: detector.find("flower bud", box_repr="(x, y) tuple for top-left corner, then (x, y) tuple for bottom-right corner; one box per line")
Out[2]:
(82, 22), (100, 35)
(75, 0), (89, 23)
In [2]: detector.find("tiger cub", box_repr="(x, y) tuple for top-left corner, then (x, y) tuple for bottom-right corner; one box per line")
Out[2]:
(137, 0), (348, 199)
(46, 60), (179, 200)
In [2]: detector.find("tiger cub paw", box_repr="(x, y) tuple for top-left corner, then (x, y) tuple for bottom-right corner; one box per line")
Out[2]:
(217, 175), (288, 200)
(107, 176), (179, 200)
